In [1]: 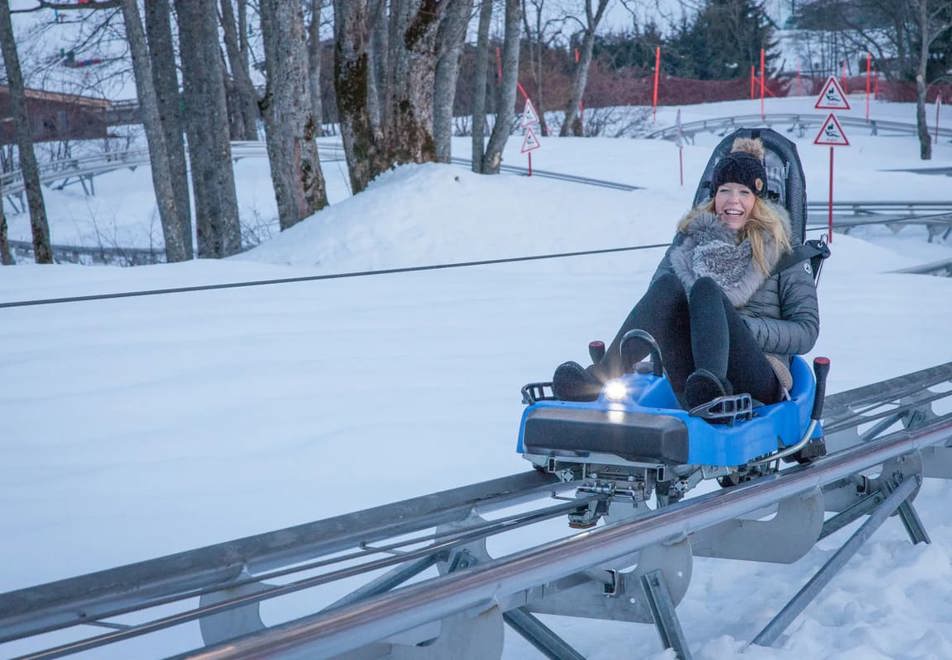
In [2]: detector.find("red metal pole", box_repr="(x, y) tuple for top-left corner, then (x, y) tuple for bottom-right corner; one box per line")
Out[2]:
(516, 82), (529, 101)
(840, 61), (847, 92)
(865, 53), (872, 122)
(828, 147), (834, 244)
(760, 48), (765, 120)
(652, 47), (660, 121)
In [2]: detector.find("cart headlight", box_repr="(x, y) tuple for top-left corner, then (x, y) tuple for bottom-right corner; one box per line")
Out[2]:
(603, 380), (629, 401)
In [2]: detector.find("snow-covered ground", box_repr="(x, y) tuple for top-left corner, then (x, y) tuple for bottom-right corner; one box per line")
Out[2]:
(2, 98), (952, 659)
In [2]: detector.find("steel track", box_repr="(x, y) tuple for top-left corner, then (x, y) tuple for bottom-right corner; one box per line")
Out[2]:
(3, 361), (951, 658)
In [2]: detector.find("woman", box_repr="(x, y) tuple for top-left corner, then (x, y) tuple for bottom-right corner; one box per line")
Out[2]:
(553, 138), (820, 410)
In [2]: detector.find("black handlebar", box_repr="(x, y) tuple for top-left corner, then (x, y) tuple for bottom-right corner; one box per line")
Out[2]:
(811, 357), (830, 421)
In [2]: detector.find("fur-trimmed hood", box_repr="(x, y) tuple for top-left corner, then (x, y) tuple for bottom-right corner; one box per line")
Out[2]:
(669, 207), (789, 308)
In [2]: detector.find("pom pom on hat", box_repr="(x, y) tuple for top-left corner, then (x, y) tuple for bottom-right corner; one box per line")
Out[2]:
(712, 137), (768, 197)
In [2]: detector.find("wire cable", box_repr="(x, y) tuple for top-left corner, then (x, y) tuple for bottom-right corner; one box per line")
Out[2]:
(1, 243), (670, 310)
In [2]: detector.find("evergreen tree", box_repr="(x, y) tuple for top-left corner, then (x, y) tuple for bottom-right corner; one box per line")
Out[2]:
(670, 0), (779, 80)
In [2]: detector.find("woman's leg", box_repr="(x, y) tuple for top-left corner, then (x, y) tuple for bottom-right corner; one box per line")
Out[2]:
(687, 277), (781, 404)
(600, 272), (694, 390)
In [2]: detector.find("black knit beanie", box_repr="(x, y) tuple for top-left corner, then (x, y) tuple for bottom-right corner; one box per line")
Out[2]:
(712, 150), (767, 197)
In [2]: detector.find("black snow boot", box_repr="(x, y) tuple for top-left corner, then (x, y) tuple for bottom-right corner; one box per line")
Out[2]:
(684, 368), (733, 411)
(552, 361), (602, 402)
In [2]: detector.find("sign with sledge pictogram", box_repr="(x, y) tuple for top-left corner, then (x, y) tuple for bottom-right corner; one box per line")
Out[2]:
(814, 113), (850, 146)
(520, 98), (540, 128)
(815, 75), (851, 110)
(521, 126), (541, 153)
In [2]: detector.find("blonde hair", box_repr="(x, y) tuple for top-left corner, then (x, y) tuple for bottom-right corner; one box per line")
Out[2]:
(678, 197), (792, 275)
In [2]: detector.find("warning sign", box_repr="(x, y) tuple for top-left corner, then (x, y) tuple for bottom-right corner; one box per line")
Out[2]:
(815, 76), (851, 110)
(814, 113), (849, 146)
(521, 126), (541, 153)
(520, 99), (540, 128)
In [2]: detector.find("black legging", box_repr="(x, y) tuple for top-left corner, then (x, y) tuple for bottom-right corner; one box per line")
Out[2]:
(599, 273), (781, 404)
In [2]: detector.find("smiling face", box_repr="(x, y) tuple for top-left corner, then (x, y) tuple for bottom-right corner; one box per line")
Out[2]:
(714, 182), (756, 230)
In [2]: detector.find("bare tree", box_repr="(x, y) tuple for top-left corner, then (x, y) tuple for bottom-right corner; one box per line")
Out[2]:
(470, 0), (494, 173)
(478, 0), (522, 173)
(0, 178), (10, 264)
(259, 0), (329, 229)
(0, 1), (52, 263)
(307, 0), (326, 136)
(175, 0), (241, 257)
(220, 0), (259, 141)
(521, 0), (565, 137)
(368, 0), (388, 131)
(144, 0), (193, 259)
(333, 0), (389, 193)
(909, 0), (951, 160)
(433, 0), (474, 162)
(334, 1), (458, 190)
(387, 1), (446, 163)
(560, 0), (611, 137)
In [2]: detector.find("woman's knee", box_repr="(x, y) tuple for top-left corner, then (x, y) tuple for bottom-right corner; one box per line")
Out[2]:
(688, 276), (722, 304)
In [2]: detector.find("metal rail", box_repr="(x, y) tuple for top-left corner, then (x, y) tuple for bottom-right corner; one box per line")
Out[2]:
(4, 361), (951, 658)
(185, 415), (952, 658)
(0, 470), (564, 645)
(646, 113), (952, 141)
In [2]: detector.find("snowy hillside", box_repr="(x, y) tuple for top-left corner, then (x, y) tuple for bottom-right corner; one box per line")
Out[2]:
(2, 97), (952, 659)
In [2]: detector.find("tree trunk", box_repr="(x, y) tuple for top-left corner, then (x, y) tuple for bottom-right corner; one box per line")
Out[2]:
(175, 0), (242, 257)
(365, 0), (385, 131)
(915, 0), (932, 160)
(560, 0), (609, 137)
(384, 1), (444, 164)
(481, 0), (521, 174)
(119, 0), (190, 262)
(333, 0), (389, 193)
(433, 0), (473, 163)
(0, 190), (11, 265)
(470, 0), (493, 173)
(307, 0), (325, 137)
(260, 0), (329, 230)
(144, 0), (193, 259)
(221, 0), (260, 141)
(0, 1), (52, 263)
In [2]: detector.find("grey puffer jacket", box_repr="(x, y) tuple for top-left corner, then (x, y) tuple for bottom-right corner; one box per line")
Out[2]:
(651, 206), (820, 391)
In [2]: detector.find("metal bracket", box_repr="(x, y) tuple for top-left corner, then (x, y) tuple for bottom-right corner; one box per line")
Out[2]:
(691, 489), (824, 563)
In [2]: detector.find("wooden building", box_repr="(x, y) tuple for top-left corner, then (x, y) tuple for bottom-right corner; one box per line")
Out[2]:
(0, 86), (109, 144)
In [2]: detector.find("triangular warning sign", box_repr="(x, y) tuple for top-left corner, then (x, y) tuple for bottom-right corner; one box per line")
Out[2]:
(814, 113), (850, 146)
(815, 76), (851, 110)
(521, 126), (541, 153)
(520, 99), (540, 128)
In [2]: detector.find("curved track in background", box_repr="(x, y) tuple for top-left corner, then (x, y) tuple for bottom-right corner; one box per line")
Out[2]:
(645, 113), (952, 142)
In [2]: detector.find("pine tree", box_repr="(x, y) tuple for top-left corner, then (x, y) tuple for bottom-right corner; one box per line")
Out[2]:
(670, 0), (779, 80)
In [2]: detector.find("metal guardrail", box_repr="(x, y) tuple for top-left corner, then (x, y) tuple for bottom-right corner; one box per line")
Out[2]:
(646, 113), (952, 141)
(804, 201), (952, 243)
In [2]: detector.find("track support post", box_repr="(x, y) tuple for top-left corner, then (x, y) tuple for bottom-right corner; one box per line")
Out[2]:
(751, 476), (919, 648)
(503, 608), (585, 660)
(641, 569), (693, 660)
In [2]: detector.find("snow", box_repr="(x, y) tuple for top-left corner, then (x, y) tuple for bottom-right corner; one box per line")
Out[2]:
(2, 97), (952, 659)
